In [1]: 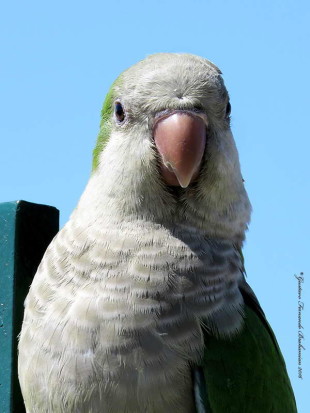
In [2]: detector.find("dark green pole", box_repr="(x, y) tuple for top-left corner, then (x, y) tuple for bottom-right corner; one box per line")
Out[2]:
(0, 201), (59, 413)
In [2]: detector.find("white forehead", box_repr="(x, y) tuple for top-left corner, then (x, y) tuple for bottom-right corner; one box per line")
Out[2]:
(122, 53), (220, 88)
(114, 53), (226, 113)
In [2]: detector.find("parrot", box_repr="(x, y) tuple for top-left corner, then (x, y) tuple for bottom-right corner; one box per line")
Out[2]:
(18, 53), (297, 413)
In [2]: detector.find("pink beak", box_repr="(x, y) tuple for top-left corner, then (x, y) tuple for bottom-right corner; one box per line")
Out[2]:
(153, 111), (207, 188)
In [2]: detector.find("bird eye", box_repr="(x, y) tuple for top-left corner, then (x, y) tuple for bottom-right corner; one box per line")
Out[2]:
(114, 101), (126, 123)
(225, 101), (231, 117)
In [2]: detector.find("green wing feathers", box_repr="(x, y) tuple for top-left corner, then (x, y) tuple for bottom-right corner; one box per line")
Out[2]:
(199, 304), (297, 412)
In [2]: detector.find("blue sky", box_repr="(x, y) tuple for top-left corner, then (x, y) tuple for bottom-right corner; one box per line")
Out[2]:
(1, 0), (309, 410)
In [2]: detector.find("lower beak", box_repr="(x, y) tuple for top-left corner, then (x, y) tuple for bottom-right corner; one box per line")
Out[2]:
(153, 111), (207, 188)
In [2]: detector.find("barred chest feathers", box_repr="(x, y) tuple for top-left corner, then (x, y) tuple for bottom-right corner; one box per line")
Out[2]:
(22, 211), (244, 411)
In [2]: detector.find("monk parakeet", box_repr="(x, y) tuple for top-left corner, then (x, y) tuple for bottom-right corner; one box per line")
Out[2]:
(18, 53), (297, 412)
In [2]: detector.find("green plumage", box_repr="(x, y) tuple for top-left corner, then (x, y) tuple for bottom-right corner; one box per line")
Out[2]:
(92, 78), (121, 171)
(200, 304), (297, 412)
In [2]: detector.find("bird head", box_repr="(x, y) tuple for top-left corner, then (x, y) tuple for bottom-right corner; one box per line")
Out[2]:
(79, 53), (251, 242)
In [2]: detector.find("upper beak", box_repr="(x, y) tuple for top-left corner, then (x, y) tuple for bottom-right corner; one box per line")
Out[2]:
(153, 111), (207, 188)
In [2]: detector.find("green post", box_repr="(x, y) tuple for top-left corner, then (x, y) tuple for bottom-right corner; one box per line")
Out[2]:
(0, 201), (59, 413)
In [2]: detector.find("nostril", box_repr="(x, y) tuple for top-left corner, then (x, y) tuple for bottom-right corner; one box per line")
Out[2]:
(192, 104), (204, 112)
